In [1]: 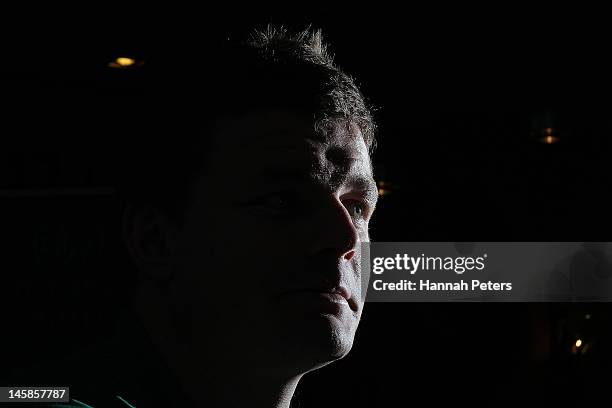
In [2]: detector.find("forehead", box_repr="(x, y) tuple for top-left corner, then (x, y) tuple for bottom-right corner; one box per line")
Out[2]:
(210, 109), (372, 177)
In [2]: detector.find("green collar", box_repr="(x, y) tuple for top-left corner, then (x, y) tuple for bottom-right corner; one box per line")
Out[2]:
(49, 395), (136, 407)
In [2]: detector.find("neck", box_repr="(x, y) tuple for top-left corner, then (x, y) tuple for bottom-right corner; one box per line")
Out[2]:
(133, 286), (302, 407)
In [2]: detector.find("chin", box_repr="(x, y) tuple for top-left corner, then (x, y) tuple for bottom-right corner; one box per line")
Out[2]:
(293, 313), (357, 371)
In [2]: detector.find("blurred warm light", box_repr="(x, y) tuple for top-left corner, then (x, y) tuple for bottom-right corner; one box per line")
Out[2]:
(116, 57), (135, 66)
(544, 135), (559, 144)
(108, 57), (142, 69)
(540, 127), (559, 144)
(377, 181), (394, 197)
(585, 314), (591, 320)
(571, 338), (588, 355)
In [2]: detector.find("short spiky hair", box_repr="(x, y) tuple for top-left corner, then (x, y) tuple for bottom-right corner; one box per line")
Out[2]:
(246, 25), (377, 152)
(117, 25), (377, 224)
(248, 25), (336, 66)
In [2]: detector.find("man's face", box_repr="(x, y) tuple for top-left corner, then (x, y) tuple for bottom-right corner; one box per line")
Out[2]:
(167, 109), (377, 376)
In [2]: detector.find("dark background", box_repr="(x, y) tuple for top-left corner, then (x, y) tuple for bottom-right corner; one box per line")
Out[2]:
(2, 13), (612, 406)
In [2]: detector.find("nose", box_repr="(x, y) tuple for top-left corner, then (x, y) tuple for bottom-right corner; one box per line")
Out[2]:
(309, 194), (360, 262)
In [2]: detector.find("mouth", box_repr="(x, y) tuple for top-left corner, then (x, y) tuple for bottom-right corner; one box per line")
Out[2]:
(280, 285), (359, 313)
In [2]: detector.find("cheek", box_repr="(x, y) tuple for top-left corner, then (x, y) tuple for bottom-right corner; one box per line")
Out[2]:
(176, 204), (311, 292)
(176, 229), (296, 298)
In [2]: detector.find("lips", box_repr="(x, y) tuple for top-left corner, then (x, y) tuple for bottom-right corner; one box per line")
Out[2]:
(282, 285), (359, 313)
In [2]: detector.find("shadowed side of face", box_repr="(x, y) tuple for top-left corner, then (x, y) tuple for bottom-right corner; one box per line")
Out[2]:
(167, 108), (377, 376)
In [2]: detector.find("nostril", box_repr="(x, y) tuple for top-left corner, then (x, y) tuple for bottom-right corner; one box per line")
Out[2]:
(344, 249), (356, 261)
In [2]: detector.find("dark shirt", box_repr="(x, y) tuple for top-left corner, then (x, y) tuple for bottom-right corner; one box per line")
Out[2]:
(11, 312), (198, 407)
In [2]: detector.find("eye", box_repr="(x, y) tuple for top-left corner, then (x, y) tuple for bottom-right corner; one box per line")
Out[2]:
(345, 200), (366, 219)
